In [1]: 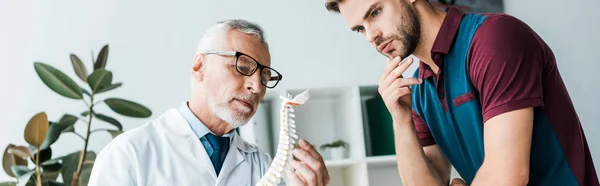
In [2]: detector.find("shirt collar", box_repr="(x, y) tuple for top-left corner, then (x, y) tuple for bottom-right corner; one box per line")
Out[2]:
(420, 6), (466, 79)
(178, 102), (233, 143)
(431, 6), (466, 55)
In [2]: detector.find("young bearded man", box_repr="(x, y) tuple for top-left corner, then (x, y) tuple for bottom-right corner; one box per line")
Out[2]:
(323, 0), (599, 185)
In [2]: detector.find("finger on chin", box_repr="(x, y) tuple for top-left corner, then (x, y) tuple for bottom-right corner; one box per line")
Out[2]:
(382, 56), (402, 81)
(399, 55), (413, 65)
(389, 55), (401, 63)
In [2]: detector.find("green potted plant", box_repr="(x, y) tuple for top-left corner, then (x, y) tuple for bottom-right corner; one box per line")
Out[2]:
(319, 140), (349, 160)
(1, 113), (65, 186)
(1, 44), (152, 186)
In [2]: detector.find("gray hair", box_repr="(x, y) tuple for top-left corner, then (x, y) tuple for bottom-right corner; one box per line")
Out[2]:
(196, 19), (269, 54)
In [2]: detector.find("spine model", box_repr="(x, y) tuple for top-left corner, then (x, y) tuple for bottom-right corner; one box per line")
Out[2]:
(256, 90), (310, 186)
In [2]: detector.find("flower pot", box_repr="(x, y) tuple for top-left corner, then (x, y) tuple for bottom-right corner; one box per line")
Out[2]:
(329, 147), (345, 160)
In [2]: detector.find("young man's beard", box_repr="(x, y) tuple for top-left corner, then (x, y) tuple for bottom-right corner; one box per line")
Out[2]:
(392, 3), (421, 59)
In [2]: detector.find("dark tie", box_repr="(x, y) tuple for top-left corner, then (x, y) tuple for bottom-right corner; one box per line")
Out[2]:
(202, 133), (230, 176)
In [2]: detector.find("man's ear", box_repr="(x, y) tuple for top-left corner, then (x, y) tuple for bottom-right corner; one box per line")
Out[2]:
(192, 53), (206, 82)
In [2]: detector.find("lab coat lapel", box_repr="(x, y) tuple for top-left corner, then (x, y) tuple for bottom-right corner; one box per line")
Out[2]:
(216, 132), (245, 184)
(162, 109), (217, 179)
(188, 135), (217, 179)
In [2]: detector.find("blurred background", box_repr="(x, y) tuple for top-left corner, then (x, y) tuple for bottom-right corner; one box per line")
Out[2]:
(1, 0), (598, 185)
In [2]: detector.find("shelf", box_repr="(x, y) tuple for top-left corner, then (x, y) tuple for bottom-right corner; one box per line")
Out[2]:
(281, 87), (366, 161)
(367, 164), (401, 186)
(366, 155), (397, 167)
(359, 86), (396, 157)
(324, 158), (361, 168)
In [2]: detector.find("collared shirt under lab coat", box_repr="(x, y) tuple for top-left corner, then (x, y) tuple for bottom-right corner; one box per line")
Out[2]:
(178, 102), (234, 164)
(88, 105), (285, 186)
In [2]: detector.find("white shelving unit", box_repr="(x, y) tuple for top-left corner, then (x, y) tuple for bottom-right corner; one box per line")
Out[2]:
(240, 84), (404, 186)
(365, 155), (397, 166)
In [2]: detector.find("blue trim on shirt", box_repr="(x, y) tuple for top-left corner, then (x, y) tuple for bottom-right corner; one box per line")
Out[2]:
(178, 102), (233, 144)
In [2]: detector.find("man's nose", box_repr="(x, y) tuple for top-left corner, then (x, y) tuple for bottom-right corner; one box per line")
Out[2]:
(366, 26), (382, 44)
(246, 70), (264, 93)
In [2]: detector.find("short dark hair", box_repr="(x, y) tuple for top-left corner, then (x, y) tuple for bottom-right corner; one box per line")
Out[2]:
(325, 0), (343, 13)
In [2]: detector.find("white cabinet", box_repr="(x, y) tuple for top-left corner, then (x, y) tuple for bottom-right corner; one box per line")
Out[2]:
(241, 85), (404, 186)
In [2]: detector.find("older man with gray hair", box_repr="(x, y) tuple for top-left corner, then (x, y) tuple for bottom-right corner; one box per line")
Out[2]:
(88, 19), (330, 186)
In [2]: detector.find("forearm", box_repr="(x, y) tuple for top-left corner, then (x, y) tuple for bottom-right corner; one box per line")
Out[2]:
(470, 160), (529, 186)
(393, 121), (445, 186)
(470, 108), (533, 186)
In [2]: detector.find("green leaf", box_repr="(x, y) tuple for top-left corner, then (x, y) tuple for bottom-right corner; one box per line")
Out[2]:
(10, 165), (30, 178)
(44, 180), (66, 186)
(40, 115), (78, 150)
(10, 146), (33, 159)
(94, 113), (122, 130)
(87, 69), (112, 94)
(70, 54), (88, 82)
(59, 115), (77, 128)
(3, 144), (17, 177)
(78, 165), (93, 186)
(82, 88), (91, 97)
(60, 151), (96, 185)
(60, 115), (77, 125)
(15, 173), (34, 186)
(106, 130), (124, 139)
(0, 182), (17, 186)
(63, 125), (75, 133)
(24, 112), (49, 148)
(13, 156), (28, 169)
(91, 51), (95, 64)
(15, 171), (34, 186)
(33, 62), (83, 99)
(81, 111), (89, 117)
(95, 82), (122, 94)
(104, 98), (152, 118)
(94, 45), (108, 70)
(41, 170), (60, 181)
(3, 144), (29, 178)
(40, 158), (61, 166)
(31, 147), (52, 165)
(41, 159), (61, 172)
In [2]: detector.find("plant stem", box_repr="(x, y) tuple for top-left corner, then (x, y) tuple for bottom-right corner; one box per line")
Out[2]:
(92, 99), (103, 107)
(35, 147), (41, 186)
(75, 116), (90, 124)
(72, 132), (85, 140)
(90, 128), (113, 133)
(73, 95), (94, 186)
(82, 99), (90, 108)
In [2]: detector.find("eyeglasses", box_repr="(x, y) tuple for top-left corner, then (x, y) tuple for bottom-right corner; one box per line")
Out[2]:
(203, 50), (283, 89)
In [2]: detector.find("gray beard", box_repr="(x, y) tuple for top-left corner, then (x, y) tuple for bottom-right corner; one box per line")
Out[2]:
(208, 95), (251, 128)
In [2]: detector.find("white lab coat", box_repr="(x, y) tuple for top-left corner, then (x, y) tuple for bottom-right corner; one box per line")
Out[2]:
(88, 108), (285, 186)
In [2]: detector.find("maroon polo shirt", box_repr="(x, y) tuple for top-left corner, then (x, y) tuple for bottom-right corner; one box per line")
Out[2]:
(412, 6), (599, 185)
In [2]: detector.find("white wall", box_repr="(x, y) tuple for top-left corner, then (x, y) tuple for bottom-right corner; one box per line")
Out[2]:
(0, 0), (598, 182)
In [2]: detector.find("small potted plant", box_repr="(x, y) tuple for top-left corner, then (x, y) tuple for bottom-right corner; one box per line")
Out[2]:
(319, 140), (349, 160)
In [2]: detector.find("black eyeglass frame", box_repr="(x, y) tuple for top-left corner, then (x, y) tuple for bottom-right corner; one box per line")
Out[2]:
(203, 50), (283, 89)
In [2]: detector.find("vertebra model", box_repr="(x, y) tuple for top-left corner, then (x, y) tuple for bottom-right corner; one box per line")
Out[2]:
(256, 90), (310, 186)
